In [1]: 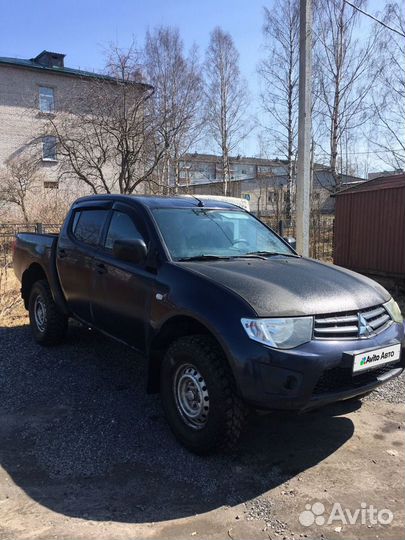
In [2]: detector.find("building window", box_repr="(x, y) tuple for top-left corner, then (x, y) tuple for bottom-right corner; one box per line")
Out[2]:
(42, 136), (57, 161)
(44, 181), (59, 189)
(39, 86), (54, 113)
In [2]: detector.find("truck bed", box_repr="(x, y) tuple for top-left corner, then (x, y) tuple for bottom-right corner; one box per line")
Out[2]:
(13, 232), (58, 283)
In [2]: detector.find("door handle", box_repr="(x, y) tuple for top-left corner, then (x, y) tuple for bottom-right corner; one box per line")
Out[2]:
(95, 262), (107, 275)
(58, 248), (66, 259)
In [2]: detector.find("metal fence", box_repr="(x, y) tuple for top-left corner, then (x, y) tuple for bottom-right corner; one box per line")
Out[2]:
(260, 215), (334, 261)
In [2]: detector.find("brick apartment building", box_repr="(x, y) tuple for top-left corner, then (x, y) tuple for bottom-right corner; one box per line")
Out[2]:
(0, 50), (147, 219)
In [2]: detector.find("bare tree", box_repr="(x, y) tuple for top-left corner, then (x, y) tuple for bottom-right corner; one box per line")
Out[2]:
(370, 2), (405, 170)
(314, 0), (381, 191)
(46, 44), (166, 195)
(0, 155), (42, 223)
(204, 27), (251, 195)
(258, 0), (299, 219)
(144, 27), (204, 193)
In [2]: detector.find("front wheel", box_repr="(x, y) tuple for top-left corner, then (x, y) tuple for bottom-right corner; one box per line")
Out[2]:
(28, 280), (68, 345)
(160, 335), (248, 454)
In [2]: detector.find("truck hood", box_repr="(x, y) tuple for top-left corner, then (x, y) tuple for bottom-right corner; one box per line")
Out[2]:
(179, 256), (390, 317)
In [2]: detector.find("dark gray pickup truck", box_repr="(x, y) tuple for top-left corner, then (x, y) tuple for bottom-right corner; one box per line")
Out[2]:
(13, 194), (405, 453)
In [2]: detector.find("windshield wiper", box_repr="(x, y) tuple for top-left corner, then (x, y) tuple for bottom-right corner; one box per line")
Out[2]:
(230, 254), (268, 260)
(177, 254), (233, 261)
(178, 253), (276, 262)
(246, 251), (299, 258)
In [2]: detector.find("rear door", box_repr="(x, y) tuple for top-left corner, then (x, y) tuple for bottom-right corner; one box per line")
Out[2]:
(56, 205), (110, 322)
(90, 203), (155, 351)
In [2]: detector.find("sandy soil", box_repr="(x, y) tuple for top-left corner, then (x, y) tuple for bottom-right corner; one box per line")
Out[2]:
(0, 318), (404, 540)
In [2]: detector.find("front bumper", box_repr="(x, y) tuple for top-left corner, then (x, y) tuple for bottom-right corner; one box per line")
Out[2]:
(302, 365), (403, 411)
(231, 321), (405, 411)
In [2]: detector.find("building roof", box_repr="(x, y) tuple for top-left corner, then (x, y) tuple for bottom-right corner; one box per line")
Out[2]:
(0, 51), (153, 90)
(179, 170), (365, 191)
(368, 169), (404, 180)
(312, 169), (365, 190)
(334, 174), (405, 195)
(182, 153), (286, 166)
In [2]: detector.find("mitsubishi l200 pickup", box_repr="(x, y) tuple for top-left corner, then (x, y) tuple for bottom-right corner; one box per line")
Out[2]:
(13, 195), (404, 453)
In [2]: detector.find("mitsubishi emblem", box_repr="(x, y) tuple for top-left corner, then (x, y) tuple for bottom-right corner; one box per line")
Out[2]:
(358, 313), (373, 337)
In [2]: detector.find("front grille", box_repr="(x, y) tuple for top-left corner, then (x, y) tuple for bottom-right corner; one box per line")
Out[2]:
(313, 304), (391, 340)
(313, 364), (399, 394)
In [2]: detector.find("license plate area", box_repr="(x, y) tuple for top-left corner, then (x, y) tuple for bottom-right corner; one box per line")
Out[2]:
(349, 343), (401, 375)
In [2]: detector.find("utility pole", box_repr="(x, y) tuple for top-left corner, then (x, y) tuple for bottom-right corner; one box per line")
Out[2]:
(296, 0), (312, 256)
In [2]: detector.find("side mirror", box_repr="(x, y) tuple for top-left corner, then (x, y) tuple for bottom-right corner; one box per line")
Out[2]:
(112, 238), (147, 264)
(283, 236), (296, 250)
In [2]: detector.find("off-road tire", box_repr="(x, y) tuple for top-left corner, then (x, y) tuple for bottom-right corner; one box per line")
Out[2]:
(160, 335), (248, 454)
(28, 279), (68, 345)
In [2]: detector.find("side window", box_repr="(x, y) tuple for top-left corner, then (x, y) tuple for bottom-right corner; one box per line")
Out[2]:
(72, 209), (108, 246)
(105, 211), (145, 251)
(42, 136), (57, 161)
(39, 86), (54, 113)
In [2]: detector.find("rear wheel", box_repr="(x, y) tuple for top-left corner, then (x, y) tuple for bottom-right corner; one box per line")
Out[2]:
(160, 335), (248, 454)
(28, 280), (68, 345)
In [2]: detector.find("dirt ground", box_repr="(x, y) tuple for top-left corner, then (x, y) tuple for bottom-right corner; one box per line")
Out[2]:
(0, 283), (404, 540)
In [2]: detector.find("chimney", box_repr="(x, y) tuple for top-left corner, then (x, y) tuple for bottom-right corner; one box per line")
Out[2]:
(32, 50), (65, 68)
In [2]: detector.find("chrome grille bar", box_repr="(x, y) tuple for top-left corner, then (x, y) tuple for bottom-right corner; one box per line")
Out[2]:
(313, 304), (392, 340)
(368, 313), (390, 329)
(315, 325), (359, 335)
(314, 314), (358, 325)
(362, 306), (385, 320)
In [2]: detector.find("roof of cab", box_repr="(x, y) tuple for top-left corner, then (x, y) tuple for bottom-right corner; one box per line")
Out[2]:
(73, 194), (240, 210)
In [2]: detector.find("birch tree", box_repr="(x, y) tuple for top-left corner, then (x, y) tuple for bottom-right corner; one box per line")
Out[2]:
(370, 2), (405, 169)
(204, 27), (251, 196)
(314, 0), (380, 191)
(258, 0), (299, 219)
(144, 27), (204, 193)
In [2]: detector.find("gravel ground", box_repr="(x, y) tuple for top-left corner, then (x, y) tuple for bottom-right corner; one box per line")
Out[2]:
(364, 370), (405, 404)
(0, 320), (284, 522)
(0, 301), (404, 539)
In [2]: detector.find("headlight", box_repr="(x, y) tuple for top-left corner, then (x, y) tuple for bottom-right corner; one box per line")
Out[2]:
(384, 298), (403, 324)
(241, 317), (313, 349)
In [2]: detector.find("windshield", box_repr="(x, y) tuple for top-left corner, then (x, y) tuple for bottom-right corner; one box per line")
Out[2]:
(152, 208), (294, 261)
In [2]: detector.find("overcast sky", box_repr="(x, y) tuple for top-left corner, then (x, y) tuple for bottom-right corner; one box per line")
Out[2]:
(0, 0), (388, 166)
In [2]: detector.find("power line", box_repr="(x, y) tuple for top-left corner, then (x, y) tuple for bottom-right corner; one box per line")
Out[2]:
(344, 0), (405, 38)
(315, 148), (404, 156)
